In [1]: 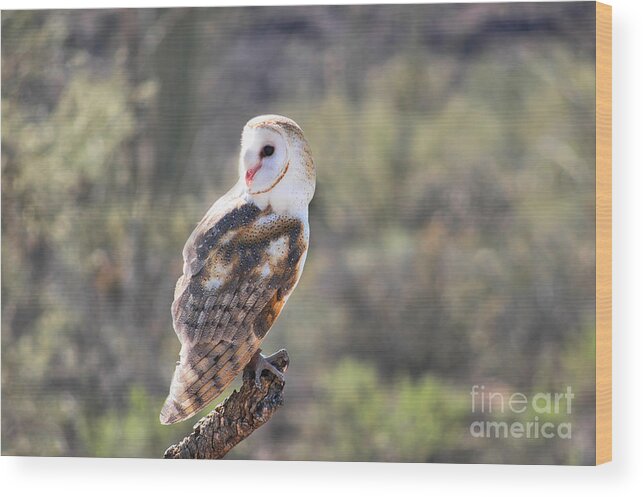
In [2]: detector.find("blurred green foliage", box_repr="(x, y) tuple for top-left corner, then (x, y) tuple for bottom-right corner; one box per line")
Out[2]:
(310, 359), (470, 462)
(78, 386), (192, 458)
(2, 4), (596, 463)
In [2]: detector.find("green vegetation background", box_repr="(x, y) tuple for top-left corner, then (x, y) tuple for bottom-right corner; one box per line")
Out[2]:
(2, 3), (597, 463)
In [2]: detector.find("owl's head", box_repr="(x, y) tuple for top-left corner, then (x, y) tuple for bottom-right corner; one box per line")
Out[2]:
(239, 115), (315, 213)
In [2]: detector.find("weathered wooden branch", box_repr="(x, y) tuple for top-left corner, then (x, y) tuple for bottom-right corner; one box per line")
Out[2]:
(164, 350), (289, 459)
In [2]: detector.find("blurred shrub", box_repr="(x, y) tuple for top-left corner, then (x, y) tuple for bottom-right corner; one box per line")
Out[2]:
(307, 359), (470, 462)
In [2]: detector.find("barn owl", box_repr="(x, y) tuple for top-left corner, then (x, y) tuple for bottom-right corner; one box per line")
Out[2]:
(160, 115), (315, 425)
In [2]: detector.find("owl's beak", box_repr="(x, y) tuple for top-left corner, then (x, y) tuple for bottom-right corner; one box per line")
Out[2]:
(245, 163), (262, 186)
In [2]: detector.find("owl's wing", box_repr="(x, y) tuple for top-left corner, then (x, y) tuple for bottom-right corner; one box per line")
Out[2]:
(160, 195), (307, 424)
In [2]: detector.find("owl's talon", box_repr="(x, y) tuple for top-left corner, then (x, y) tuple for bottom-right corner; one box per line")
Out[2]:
(249, 349), (288, 388)
(254, 373), (262, 389)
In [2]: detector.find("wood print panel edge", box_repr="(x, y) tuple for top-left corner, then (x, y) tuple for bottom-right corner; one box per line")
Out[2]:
(595, 0), (612, 466)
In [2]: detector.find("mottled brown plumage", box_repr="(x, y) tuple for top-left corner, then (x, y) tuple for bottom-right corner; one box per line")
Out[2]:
(161, 115), (314, 424)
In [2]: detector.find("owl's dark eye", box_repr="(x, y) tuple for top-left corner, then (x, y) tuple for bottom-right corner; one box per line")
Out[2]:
(261, 145), (275, 157)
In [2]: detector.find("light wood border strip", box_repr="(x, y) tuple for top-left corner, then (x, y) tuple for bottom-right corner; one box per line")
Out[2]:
(595, 1), (612, 466)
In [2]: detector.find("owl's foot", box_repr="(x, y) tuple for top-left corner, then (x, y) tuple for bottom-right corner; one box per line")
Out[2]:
(248, 349), (289, 388)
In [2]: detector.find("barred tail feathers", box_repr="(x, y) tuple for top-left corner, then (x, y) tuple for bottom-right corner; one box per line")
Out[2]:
(159, 338), (259, 425)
